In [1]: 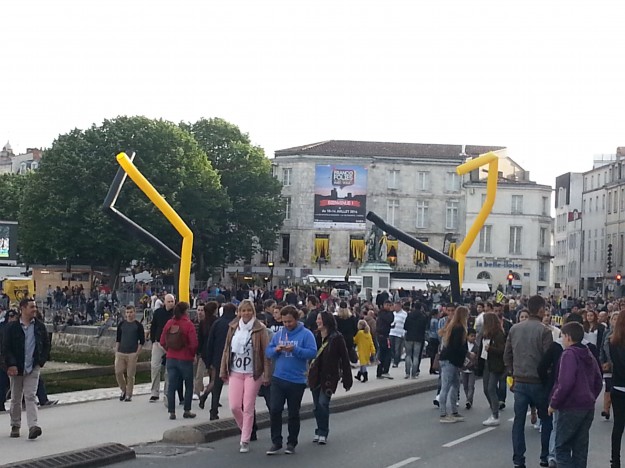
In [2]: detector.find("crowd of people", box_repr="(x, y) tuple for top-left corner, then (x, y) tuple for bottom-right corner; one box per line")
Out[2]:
(2, 283), (625, 467)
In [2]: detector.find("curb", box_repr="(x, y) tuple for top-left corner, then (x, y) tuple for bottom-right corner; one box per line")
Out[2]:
(163, 379), (439, 444)
(4, 443), (136, 468)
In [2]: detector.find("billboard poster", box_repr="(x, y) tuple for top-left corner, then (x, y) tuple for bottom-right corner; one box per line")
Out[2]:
(0, 222), (18, 261)
(314, 165), (367, 229)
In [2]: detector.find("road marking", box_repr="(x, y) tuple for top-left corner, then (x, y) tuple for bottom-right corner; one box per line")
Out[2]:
(442, 427), (497, 447)
(385, 457), (421, 468)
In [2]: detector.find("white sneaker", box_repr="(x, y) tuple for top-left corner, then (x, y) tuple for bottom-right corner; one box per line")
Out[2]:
(313, 435), (320, 443)
(240, 442), (250, 453)
(192, 394), (199, 401)
(482, 416), (500, 426)
(318, 436), (327, 445)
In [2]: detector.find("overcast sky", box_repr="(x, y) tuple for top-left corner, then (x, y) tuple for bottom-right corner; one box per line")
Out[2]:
(2, 0), (623, 187)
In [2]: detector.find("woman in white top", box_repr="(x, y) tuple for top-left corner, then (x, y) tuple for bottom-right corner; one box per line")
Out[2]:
(220, 300), (271, 453)
(584, 310), (605, 356)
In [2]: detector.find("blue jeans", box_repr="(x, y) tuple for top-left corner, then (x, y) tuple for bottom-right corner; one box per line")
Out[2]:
(390, 336), (404, 366)
(404, 341), (423, 377)
(439, 360), (460, 417)
(166, 358), (193, 413)
(554, 409), (594, 468)
(512, 382), (552, 466)
(311, 387), (332, 437)
(269, 377), (306, 447)
(549, 409), (558, 462)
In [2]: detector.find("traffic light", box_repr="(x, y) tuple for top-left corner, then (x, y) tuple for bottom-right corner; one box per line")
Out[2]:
(507, 271), (514, 287)
(608, 244), (613, 273)
(617, 272), (622, 286)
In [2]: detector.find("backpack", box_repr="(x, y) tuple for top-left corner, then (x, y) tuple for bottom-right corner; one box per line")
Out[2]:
(166, 323), (186, 350)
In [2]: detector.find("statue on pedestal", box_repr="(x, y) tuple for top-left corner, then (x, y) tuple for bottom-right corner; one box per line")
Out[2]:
(366, 224), (387, 263)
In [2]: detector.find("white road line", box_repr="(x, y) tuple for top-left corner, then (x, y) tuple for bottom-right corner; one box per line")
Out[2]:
(385, 457), (421, 468)
(442, 427), (497, 448)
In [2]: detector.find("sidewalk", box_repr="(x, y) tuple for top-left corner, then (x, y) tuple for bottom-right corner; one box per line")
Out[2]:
(0, 362), (438, 466)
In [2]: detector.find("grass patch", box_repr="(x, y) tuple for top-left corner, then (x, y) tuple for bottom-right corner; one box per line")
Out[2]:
(50, 349), (151, 366)
(46, 370), (152, 394)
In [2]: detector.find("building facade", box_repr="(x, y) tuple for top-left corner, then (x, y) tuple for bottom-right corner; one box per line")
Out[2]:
(464, 157), (553, 296)
(0, 142), (42, 175)
(226, 140), (518, 288)
(553, 173), (583, 297)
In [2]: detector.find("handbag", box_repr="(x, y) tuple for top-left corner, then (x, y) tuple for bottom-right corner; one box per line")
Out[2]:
(348, 346), (358, 364)
(432, 352), (440, 372)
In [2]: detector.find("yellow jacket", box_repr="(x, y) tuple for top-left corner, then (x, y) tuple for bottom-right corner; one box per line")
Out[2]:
(354, 330), (376, 365)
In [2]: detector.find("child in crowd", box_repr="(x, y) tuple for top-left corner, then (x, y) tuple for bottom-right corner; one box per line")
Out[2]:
(549, 322), (603, 468)
(354, 320), (376, 383)
(462, 328), (477, 409)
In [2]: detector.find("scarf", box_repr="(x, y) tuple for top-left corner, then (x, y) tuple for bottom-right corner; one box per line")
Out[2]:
(232, 318), (255, 355)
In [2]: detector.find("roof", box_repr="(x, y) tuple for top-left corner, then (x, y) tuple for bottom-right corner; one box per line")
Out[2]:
(275, 140), (503, 160)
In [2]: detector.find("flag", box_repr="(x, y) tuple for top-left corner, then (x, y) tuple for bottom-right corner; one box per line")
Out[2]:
(496, 290), (505, 304)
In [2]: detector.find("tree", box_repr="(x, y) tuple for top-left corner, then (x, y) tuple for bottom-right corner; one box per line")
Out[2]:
(19, 116), (229, 285)
(0, 173), (28, 221)
(181, 118), (285, 273)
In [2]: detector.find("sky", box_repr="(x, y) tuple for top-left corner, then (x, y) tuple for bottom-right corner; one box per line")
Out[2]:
(1, 0), (624, 187)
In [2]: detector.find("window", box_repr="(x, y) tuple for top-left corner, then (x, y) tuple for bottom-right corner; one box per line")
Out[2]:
(388, 170), (400, 190)
(313, 234), (330, 262)
(282, 168), (292, 187)
(621, 188), (624, 211)
(479, 225), (492, 253)
(481, 193), (487, 206)
(594, 240), (598, 262)
(349, 236), (366, 262)
(416, 200), (429, 228)
(284, 197), (291, 221)
(509, 226), (522, 255)
(387, 199), (399, 225)
(281, 234), (290, 263)
(447, 172), (461, 192)
(540, 227), (547, 248)
(603, 194), (606, 209)
(539, 262), (547, 282)
(477, 271), (491, 280)
(615, 190), (620, 213)
(416, 171), (430, 191)
(583, 198), (586, 213)
(511, 195), (523, 214)
(446, 200), (459, 230)
(591, 175), (594, 189)
(542, 196), (549, 215)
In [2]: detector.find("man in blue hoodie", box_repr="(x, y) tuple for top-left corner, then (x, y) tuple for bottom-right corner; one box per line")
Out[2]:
(265, 305), (317, 456)
(548, 322), (602, 468)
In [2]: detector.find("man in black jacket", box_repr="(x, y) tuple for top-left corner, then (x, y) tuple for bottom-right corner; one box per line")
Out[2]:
(376, 300), (394, 379)
(404, 302), (429, 378)
(203, 302), (237, 420)
(0, 309), (19, 412)
(3, 298), (50, 440)
(149, 294), (175, 402)
(304, 295), (323, 332)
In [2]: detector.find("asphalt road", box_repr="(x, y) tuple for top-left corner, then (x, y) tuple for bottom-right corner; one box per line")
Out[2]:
(114, 385), (615, 468)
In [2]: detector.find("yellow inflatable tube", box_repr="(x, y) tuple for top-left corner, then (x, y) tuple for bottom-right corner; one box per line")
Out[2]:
(116, 152), (193, 303)
(455, 152), (499, 290)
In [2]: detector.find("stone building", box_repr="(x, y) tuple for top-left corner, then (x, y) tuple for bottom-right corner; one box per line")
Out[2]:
(553, 172), (583, 297)
(464, 156), (553, 296)
(225, 140), (505, 289)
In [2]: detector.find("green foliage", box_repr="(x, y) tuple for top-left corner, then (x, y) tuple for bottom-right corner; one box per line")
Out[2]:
(181, 118), (285, 273)
(0, 173), (28, 221)
(19, 116), (229, 278)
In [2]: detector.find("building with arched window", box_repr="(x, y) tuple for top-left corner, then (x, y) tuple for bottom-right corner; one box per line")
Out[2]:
(464, 156), (553, 296)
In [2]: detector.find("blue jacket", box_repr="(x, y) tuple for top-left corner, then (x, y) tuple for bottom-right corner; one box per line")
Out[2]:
(266, 322), (317, 384)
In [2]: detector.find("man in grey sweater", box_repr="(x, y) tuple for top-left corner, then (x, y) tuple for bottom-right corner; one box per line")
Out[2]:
(504, 295), (553, 468)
